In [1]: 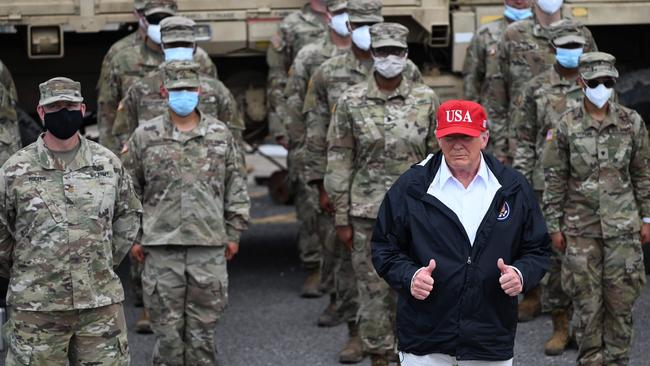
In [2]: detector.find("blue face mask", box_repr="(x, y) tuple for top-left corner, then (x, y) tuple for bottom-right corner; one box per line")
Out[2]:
(555, 47), (583, 68)
(503, 5), (533, 21)
(168, 90), (199, 116)
(164, 47), (194, 62)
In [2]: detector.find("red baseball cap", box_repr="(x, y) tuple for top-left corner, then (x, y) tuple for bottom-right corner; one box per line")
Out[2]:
(435, 100), (488, 138)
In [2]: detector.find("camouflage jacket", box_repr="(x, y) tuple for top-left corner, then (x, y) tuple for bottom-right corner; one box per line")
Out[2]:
(487, 17), (597, 159)
(512, 66), (582, 191)
(324, 76), (439, 226)
(462, 18), (508, 103)
(121, 111), (250, 246)
(99, 42), (217, 153)
(542, 102), (650, 238)
(266, 3), (327, 138)
(0, 59), (17, 102)
(0, 84), (20, 167)
(0, 135), (143, 311)
(303, 51), (423, 184)
(112, 68), (244, 148)
(97, 31), (142, 92)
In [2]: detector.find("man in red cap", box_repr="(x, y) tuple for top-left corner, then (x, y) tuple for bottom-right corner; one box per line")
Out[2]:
(371, 100), (550, 365)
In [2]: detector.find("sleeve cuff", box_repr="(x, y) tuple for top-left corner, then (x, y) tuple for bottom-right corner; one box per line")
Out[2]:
(226, 229), (241, 244)
(334, 212), (349, 226)
(509, 265), (524, 288)
(545, 218), (561, 234)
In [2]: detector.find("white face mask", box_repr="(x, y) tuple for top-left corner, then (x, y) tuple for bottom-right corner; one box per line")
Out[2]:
(147, 24), (162, 44)
(373, 54), (407, 79)
(351, 25), (371, 51)
(329, 13), (350, 37)
(536, 0), (563, 14)
(584, 83), (613, 109)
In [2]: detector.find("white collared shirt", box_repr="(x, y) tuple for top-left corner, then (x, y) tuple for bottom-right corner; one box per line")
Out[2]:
(427, 153), (501, 245)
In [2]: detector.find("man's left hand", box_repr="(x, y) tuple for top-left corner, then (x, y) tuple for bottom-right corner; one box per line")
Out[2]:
(641, 223), (650, 244)
(497, 258), (522, 297)
(225, 242), (239, 261)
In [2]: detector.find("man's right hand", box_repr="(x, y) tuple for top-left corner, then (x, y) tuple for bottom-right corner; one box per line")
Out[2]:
(336, 225), (353, 250)
(411, 259), (436, 300)
(131, 243), (145, 263)
(550, 232), (566, 252)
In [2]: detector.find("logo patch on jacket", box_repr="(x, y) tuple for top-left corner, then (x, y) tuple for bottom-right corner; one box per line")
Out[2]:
(497, 201), (510, 221)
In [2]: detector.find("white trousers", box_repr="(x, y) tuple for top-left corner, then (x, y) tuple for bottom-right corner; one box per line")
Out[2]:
(400, 353), (513, 366)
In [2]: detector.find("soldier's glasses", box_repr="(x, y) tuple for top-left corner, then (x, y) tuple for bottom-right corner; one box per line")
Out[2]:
(585, 78), (616, 88)
(372, 47), (408, 58)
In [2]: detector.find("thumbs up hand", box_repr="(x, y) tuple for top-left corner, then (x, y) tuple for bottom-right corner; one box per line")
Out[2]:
(411, 259), (436, 300)
(498, 258), (522, 297)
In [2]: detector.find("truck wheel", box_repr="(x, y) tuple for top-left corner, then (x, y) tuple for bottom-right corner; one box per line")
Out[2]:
(616, 68), (650, 125)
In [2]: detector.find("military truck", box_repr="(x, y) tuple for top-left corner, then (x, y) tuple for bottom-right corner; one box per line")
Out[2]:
(1, 0), (649, 131)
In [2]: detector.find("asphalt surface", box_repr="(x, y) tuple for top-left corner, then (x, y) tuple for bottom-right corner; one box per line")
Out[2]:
(2, 179), (650, 365)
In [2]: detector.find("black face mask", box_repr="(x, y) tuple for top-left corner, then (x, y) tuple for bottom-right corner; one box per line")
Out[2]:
(44, 108), (83, 140)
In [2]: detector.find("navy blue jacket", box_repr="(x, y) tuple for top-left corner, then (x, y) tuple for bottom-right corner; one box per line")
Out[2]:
(371, 152), (550, 361)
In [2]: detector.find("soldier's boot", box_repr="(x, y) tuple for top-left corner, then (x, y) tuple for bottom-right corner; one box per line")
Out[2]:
(135, 309), (153, 334)
(370, 354), (389, 366)
(517, 286), (541, 322)
(338, 322), (364, 364)
(544, 310), (570, 356)
(301, 269), (322, 298)
(318, 294), (343, 327)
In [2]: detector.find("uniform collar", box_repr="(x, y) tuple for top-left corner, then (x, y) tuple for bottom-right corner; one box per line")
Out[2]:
(36, 134), (94, 171)
(139, 41), (164, 67)
(549, 66), (579, 87)
(162, 109), (209, 142)
(580, 101), (620, 131)
(437, 153), (492, 191)
(366, 74), (413, 102)
(346, 51), (373, 76)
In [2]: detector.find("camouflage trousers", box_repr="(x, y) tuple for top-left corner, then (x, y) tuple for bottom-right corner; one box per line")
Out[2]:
(129, 253), (144, 304)
(562, 234), (646, 366)
(142, 246), (229, 366)
(319, 210), (359, 321)
(296, 180), (322, 271)
(540, 246), (571, 313)
(351, 217), (396, 355)
(4, 303), (129, 366)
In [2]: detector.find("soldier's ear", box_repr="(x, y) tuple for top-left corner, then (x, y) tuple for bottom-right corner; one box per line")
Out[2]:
(36, 105), (45, 122)
(80, 103), (87, 116)
(160, 85), (168, 98)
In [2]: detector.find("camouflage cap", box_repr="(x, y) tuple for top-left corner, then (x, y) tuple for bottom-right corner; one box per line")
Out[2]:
(348, 0), (383, 23)
(38, 77), (84, 106)
(370, 22), (409, 49)
(550, 25), (586, 47)
(160, 16), (196, 44)
(552, 34), (586, 47)
(162, 61), (201, 89)
(327, 0), (348, 12)
(579, 52), (619, 80)
(134, 0), (146, 11)
(143, 0), (177, 16)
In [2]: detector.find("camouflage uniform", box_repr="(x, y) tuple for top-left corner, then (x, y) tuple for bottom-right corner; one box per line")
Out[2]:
(121, 64), (250, 366)
(266, 2), (327, 139)
(487, 17), (597, 161)
(0, 78), (142, 366)
(462, 18), (509, 103)
(0, 84), (20, 167)
(0, 59), (17, 102)
(542, 53), (650, 366)
(324, 23), (439, 358)
(512, 33), (587, 316)
(99, 1), (218, 154)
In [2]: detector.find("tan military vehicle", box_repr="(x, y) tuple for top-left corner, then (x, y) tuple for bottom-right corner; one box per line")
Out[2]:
(1, 0), (649, 134)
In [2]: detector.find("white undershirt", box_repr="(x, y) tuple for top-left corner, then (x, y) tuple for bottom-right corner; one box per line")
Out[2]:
(427, 153), (501, 245)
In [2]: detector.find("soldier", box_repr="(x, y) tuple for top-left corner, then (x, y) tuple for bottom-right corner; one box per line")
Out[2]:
(266, 0), (328, 143)
(0, 82), (20, 167)
(281, 0), (351, 313)
(487, 0), (597, 165)
(325, 22), (439, 366)
(487, 0), (597, 321)
(0, 77), (142, 365)
(97, 0), (147, 95)
(543, 52), (650, 366)
(112, 16), (244, 147)
(121, 61), (250, 366)
(462, 0), (532, 103)
(512, 28), (587, 356)
(0, 59), (17, 103)
(99, 0), (217, 154)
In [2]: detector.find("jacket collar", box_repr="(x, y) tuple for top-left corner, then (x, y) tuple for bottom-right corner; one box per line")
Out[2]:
(36, 134), (94, 171)
(366, 75), (413, 102)
(161, 109), (209, 142)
